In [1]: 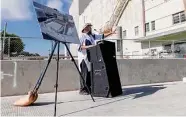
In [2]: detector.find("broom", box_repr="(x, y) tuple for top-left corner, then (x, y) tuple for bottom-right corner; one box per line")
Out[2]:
(13, 73), (44, 106)
(13, 42), (58, 106)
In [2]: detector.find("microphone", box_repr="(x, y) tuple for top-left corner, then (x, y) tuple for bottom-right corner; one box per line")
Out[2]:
(93, 29), (99, 34)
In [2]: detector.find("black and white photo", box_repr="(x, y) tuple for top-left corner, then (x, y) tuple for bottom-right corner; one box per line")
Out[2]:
(33, 1), (80, 44)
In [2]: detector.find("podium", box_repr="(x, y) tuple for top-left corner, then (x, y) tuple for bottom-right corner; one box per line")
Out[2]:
(87, 40), (122, 97)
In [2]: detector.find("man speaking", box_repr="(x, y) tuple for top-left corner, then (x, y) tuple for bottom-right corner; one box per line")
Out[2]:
(78, 23), (116, 95)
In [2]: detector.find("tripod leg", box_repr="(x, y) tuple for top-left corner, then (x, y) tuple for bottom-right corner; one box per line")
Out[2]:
(63, 43), (95, 102)
(54, 42), (60, 117)
(33, 41), (58, 93)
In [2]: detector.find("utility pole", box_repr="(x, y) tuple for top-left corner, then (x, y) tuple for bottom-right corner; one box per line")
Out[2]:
(51, 40), (54, 52)
(8, 37), (10, 59)
(1, 22), (7, 60)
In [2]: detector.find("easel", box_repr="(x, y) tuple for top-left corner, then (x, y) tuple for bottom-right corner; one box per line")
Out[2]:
(32, 40), (95, 117)
(32, 2), (95, 116)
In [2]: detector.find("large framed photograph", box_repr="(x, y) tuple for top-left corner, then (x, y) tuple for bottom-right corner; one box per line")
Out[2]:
(33, 1), (80, 44)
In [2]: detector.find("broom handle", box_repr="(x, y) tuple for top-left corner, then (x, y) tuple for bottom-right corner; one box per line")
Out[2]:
(33, 41), (58, 93)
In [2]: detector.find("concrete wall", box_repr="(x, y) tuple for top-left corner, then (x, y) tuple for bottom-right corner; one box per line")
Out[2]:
(1, 59), (186, 97)
(1, 60), (80, 97)
(184, 0), (186, 11)
(117, 0), (143, 56)
(118, 59), (186, 85)
(118, 0), (144, 39)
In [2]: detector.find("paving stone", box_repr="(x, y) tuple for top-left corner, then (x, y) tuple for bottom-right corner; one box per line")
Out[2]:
(1, 81), (186, 116)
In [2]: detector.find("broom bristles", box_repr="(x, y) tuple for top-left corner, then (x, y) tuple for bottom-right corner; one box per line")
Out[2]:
(13, 91), (38, 106)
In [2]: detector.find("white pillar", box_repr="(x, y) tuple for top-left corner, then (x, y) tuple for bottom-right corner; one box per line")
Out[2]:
(115, 26), (122, 59)
(64, 44), (69, 59)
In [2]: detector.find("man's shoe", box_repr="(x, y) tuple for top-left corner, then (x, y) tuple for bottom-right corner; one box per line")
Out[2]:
(79, 90), (89, 95)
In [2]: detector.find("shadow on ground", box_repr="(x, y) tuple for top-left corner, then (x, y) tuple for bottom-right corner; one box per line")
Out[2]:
(30, 97), (106, 107)
(57, 84), (166, 116)
(31, 85), (166, 107)
(122, 84), (166, 99)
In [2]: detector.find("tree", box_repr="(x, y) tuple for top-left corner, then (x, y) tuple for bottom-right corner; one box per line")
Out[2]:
(19, 51), (40, 56)
(19, 51), (30, 56)
(1, 31), (25, 55)
(34, 53), (40, 56)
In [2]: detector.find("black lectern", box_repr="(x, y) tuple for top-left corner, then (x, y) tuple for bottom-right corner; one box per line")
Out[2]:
(87, 40), (122, 97)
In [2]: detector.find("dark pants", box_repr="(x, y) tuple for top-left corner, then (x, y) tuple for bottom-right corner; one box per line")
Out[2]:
(80, 60), (91, 93)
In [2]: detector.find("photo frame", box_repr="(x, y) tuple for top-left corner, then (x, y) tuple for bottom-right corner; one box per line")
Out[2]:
(33, 1), (80, 44)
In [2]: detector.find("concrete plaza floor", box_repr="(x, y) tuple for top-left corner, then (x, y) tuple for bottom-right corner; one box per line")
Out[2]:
(1, 81), (186, 116)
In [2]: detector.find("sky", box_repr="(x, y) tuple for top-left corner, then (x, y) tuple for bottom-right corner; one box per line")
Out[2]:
(1, 0), (72, 56)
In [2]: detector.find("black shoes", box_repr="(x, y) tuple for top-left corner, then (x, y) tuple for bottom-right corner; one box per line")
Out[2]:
(79, 89), (89, 95)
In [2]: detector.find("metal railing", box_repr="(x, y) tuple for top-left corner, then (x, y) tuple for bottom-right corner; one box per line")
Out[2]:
(0, 36), (72, 60)
(0, 36), (186, 60)
(108, 38), (186, 59)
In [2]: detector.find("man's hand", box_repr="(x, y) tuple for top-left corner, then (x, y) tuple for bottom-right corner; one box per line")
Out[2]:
(81, 45), (95, 50)
(103, 27), (117, 37)
(87, 45), (95, 48)
(112, 26), (117, 34)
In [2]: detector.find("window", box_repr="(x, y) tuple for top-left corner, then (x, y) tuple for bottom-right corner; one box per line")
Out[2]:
(173, 11), (186, 24)
(173, 13), (180, 24)
(145, 23), (150, 32)
(151, 21), (155, 31)
(180, 11), (186, 22)
(123, 30), (126, 38)
(135, 26), (139, 36)
(117, 40), (122, 52)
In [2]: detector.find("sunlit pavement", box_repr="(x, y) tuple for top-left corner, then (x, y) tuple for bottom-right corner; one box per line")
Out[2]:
(1, 81), (186, 116)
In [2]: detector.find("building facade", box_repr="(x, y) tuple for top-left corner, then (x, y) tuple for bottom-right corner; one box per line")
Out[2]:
(141, 0), (186, 58)
(70, 0), (186, 58)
